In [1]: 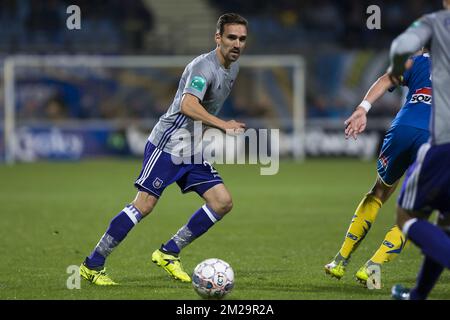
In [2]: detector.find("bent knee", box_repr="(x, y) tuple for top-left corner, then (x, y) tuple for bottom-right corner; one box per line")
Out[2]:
(396, 206), (416, 232)
(396, 216), (405, 231)
(208, 197), (233, 216)
(222, 199), (233, 214)
(396, 213), (407, 231)
(132, 191), (158, 216)
(369, 180), (394, 203)
(132, 196), (157, 216)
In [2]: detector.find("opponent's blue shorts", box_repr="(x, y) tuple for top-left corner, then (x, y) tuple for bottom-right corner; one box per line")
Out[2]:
(377, 125), (430, 186)
(398, 142), (450, 215)
(134, 142), (223, 198)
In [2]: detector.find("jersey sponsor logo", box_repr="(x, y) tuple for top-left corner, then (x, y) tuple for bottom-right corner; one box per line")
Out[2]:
(410, 87), (432, 104)
(152, 177), (163, 189)
(190, 76), (206, 92)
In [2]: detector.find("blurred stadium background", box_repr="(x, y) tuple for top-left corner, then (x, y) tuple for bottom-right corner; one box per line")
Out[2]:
(0, 0), (444, 163)
(1, 0), (449, 300)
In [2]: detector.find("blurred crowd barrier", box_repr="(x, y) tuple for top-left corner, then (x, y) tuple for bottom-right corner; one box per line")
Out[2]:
(0, 49), (402, 162)
(0, 0), (154, 54)
(0, 1), (441, 54)
(0, 50), (401, 121)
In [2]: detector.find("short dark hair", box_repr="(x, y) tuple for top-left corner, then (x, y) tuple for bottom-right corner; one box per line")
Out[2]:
(216, 13), (248, 35)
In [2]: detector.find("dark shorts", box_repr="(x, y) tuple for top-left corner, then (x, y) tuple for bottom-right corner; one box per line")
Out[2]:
(398, 142), (450, 215)
(377, 125), (429, 186)
(134, 142), (223, 198)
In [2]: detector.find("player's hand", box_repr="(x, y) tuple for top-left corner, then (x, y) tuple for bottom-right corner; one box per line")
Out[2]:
(223, 120), (246, 135)
(344, 106), (367, 140)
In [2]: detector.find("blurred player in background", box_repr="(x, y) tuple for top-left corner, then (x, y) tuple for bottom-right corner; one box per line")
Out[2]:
(325, 47), (432, 288)
(79, 13), (248, 285)
(388, 0), (450, 300)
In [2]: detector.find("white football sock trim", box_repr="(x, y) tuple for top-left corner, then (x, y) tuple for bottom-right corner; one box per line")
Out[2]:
(202, 204), (218, 223)
(402, 218), (418, 236)
(123, 207), (139, 225)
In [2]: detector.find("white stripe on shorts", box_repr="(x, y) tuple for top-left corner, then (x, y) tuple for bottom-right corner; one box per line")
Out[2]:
(136, 149), (162, 185)
(402, 143), (431, 209)
(403, 162), (421, 209)
(136, 147), (159, 185)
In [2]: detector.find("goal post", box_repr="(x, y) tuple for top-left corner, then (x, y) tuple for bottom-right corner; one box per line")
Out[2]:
(3, 54), (306, 164)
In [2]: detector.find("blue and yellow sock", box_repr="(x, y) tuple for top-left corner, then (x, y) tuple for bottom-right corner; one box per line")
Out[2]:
(369, 225), (407, 265)
(338, 194), (382, 260)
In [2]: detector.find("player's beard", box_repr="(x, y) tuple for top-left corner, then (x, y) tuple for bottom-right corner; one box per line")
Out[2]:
(228, 49), (240, 61)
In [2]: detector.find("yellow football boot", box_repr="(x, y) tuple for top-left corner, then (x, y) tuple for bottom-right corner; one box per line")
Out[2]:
(79, 263), (118, 286)
(356, 263), (381, 289)
(355, 265), (369, 283)
(324, 260), (346, 279)
(151, 249), (191, 283)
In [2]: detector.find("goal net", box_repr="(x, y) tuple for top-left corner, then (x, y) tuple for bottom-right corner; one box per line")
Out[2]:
(2, 55), (305, 164)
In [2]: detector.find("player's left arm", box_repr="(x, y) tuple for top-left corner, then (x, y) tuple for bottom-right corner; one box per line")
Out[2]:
(388, 15), (433, 84)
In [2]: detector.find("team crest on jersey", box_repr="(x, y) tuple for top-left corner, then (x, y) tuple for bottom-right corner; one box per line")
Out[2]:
(410, 87), (432, 104)
(153, 178), (163, 189)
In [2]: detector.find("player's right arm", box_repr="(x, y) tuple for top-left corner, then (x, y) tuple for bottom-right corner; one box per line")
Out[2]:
(344, 73), (394, 140)
(180, 93), (245, 133)
(181, 60), (245, 134)
(344, 56), (415, 140)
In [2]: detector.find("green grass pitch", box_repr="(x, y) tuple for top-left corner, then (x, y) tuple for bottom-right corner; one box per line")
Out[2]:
(0, 159), (448, 300)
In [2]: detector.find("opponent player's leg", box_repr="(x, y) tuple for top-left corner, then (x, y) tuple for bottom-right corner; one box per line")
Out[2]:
(325, 177), (392, 279)
(356, 127), (429, 286)
(325, 128), (403, 279)
(354, 179), (406, 286)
